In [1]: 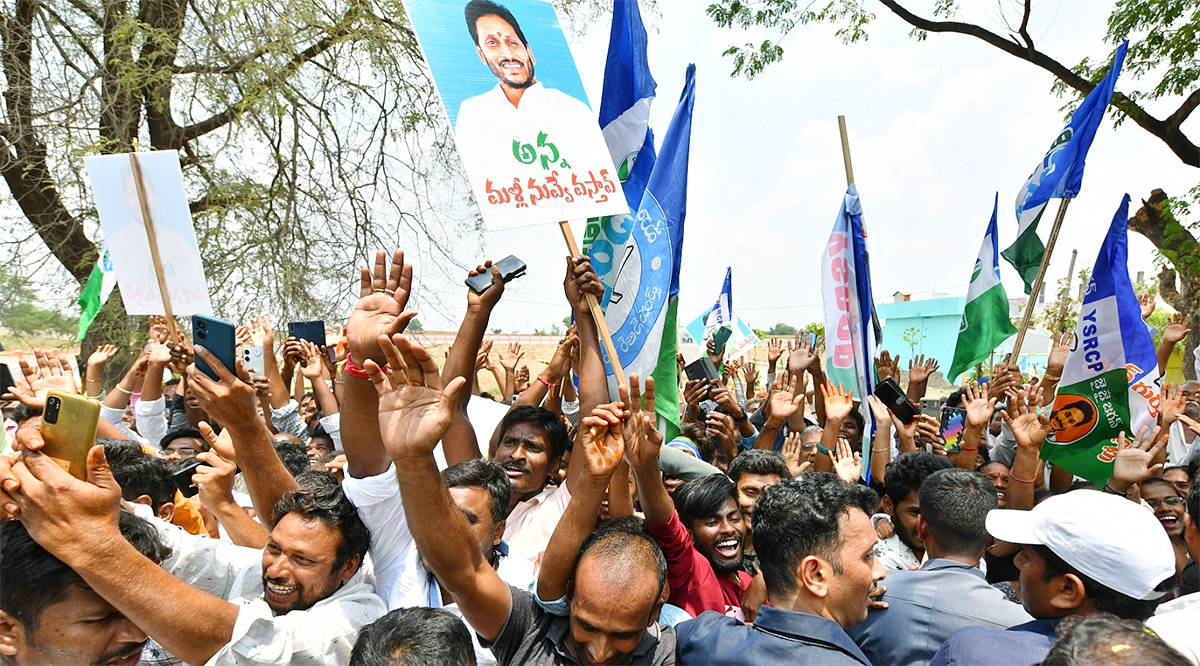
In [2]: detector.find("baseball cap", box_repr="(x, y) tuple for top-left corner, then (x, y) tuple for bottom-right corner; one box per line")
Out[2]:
(986, 489), (1175, 600)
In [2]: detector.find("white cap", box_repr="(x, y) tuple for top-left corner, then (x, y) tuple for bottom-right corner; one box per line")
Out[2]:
(986, 489), (1175, 600)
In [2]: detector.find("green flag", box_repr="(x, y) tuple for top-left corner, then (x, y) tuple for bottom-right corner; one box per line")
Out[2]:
(652, 297), (680, 442)
(77, 249), (116, 341)
(950, 196), (1016, 381)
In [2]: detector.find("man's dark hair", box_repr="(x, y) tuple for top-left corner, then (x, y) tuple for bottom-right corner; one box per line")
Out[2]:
(578, 516), (667, 595)
(1041, 613), (1190, 666)
(164, 377), (181, 388)
(753, 473), (878, 598)
(1187, 456), (1200, 485)
(443, 458), (513, 524)
(10, 403), (40, 424)
(497, 406), (570, 461)
(884, 451), (953, 506)
(846, 408), (865, 444)
(918, 468), (997, 556)
(0, 511), (169, 636)
(272, 471), (370, 572)
(727, 450), (790, 484)
(679, 422), (715, 464)
(673, 474), (738, 526)
(1188, 483), (1200, 530)
(945, 389), (967, 409)
(464, 0), (527, 47)
(1141, 477), (1182, 498)
(274, 439), (311, 478)
(1032, 544), (1166, 621)
(102, 438), (176, 513)
(1067, 479), (1096, 492)
(350, 607), (476, 666)
(1061, 397), (1096, 423)
(160, 427), (207, 453)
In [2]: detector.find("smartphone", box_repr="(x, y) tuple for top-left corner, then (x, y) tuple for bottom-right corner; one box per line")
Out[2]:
(171, 459), (211, 498)
(873, 378), (921, 424)
(193, 314), (237, 381)
(40, 390), (100, 480)
(940, 407), (968, 454)
(466, 255), (528, 293)
(288, 320), (327, 349)
(684, 357), (720, 383)
(240, 345), (266, 376)
(807, 332), (818, 348)
(711, 325), (733, 353)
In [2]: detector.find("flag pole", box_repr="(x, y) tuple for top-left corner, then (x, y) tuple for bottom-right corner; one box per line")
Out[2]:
(1010, 198), (1072, 359)
(128, 153), (182, 344)
(838, 115), (855, 185)
(558, 221), (628, 387)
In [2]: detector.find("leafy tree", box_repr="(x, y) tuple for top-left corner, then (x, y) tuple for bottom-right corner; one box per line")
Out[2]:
(0, 267), (78, 338)
(767, 322), (797, 335)
(706, 0), (1200, 375)
(1036, 268), (1091, 333)
(899, 325), (925, 357)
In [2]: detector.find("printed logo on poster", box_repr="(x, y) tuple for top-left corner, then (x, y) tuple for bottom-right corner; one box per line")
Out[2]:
(401, 0), (627, 229)
(825, 229), (857, 373)
(604, 192), (671, 370)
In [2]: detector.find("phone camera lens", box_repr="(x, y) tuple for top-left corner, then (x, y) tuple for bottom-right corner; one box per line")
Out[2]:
(198, 330), (207, 340)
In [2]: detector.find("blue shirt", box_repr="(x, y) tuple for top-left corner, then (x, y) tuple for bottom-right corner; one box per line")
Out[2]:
(930, 618), (1061, 666)
(847, 559), (1033, 666)
(676, 606), (870, 665)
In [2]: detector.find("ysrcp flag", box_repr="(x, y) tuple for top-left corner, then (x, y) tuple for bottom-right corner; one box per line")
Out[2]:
(1043, 194), (1159, 486)
(949, 195), (1017, 382)
(602, 65), (695, 440)
(582, 0), (656, 302)
(1002, 41), (1127, 292)
(821, 185), (880, 434)
(702, 267), (733, 343)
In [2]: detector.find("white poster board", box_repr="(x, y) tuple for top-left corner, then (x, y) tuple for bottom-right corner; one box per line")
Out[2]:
(681, 310), (761, 362)
(401, 0), (627, 229)
(84, 151), (212, 316)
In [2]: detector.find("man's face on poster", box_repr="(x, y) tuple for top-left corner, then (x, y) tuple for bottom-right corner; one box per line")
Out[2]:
(474, 14), (535, 89)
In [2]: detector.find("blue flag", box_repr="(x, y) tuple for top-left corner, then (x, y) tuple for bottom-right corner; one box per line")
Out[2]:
(602, 65), (695, 437)
(703, 267), (733, 344)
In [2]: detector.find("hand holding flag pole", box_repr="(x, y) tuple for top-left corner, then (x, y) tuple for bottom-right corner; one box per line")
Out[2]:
(558, 221), (628, 388)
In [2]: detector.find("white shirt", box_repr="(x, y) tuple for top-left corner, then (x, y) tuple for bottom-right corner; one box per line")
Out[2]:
(342, 465), (535, 666)
(151, 517), (385, 665)
(502, 482), (572, 567)
(454, 82), (621, 229)
(1148, 591), (1200, 665)
(1167, 420), (1200, 467)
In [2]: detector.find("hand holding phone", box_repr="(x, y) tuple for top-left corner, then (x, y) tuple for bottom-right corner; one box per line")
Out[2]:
(193, 314), (238, 382)
(873, 378), (921, 424)
(466, 255), (527, 294)
(40, 390), (100, 480)
(940, 407), (967, 454)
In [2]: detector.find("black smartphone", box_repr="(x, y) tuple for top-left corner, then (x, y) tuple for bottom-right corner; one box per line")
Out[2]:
(466, 255), (528, 293)
(873, 377), (921, 424)
(171, 459), (211, 498)
(684, 357), (719, 383)
(193, 314), (237, 382)
(711, 325), (733, 353)
(288, 320), (327, 349)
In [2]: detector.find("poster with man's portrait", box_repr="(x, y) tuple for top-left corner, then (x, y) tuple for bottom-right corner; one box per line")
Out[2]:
(401, 0), (627, 230)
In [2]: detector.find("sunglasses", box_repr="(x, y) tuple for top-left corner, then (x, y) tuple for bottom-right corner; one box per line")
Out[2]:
(1145, 496), (1184, 509)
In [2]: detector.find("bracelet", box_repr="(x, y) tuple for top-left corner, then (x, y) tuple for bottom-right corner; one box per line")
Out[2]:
(734, 412), (748, 423)
(1009, 469), (1036, 484)
(959, 446), (978, 452)
(115, 384), (134, 395)
(1103, 482), (1130, 496)
(537, 375), (553, 389)
(871, 446), (890, 453)
(1042, 372), (1061, 382)
(344, 353), (383, 380)
(86, 391), (104, 400)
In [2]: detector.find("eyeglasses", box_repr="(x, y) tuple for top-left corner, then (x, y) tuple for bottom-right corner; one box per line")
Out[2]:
(1145, 496), (1184, 509)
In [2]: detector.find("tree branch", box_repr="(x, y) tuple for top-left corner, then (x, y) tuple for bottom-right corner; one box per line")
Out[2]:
(878, 0), (1199, 167)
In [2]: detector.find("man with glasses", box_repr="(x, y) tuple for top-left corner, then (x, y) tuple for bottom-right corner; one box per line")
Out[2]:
(159, 428), (207, 461)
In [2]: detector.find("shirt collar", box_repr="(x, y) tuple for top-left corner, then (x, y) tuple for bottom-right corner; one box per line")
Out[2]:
(488, 80), (544, 109)
(752, 606), (870, 664)
(920, 558), (986, 578)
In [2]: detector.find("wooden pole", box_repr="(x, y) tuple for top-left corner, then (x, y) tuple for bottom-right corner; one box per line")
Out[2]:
(558, 221), (628, 388)
(128, 153), (182, 344)
(1057, 248), (1079, 331)
(837, 115), (855, 185)
(1010, 198), (1073, 360)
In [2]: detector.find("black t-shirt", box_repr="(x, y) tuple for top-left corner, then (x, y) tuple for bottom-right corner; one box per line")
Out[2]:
(482, 586), (676, 665)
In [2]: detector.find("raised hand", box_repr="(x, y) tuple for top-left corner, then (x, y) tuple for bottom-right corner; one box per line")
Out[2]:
(467, 260), (505, 309)
(1163, 313), (1192, 345)
(962, 381), (997, 429)
(499, 342), (524, 371)
(475, 339), (495, 372)
(781, 432), (813, 477)
(875, 350), (900, 383)
(1000, 388), (1050, 452)
(193, 450), (238, 508)
(197, 421), (238, 463)
(578, 401), (627, 481)
(147, 340), (173, 366)
(866, 394), (891, 424)
(167, 337), (194, 376)
(564, 255), (604, 315)
(1160, 383), (1185, 427)
(908, 355), (939, 385)
(236, 325), (253, 347)
(348, 249), (417, 365)
(767, 372), (805, 424)
(1045, 330), (1073, 377)
(1139, 292), (1156, 320)
(250, 315), (275, 350)
(1110, 425), (1166, 492)
(514, 365), (531, 393)
(766, 338), (784, 368)
(821, 381), (855, 423)
(185, 347), (258, 428)
(915, 414), (944, 449)
(831, 437), (863, 483)
(742, 362), (759, 394)
(620, 375), (663, 471)
(298, 339), (325, 379)
(4, 350), (80, 410)
(544, 328), (578, 381)
(148, 315), (171, 344)
(87, 344), (118, 368)
(788, 335), (818, 375)
(705, 411), (739, 451)
(365, 334), (464, 460)
(987, 362), (1019, 402)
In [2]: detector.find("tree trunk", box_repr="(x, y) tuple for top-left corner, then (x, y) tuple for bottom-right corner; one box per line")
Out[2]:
(1128, 190), (1200, 379)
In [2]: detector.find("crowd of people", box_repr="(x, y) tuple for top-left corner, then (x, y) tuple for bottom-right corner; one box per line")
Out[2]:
(0, 247), (1197, 666)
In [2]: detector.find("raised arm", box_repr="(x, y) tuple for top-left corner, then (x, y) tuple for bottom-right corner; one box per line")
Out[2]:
(755, 373), (804, 449)
(367, 334), (512, 642)
(187, 347), (298, 530)
(299, 339), (339, 416)
(537, 396), (629, 604)
(441, 262), (506, 463)
(959, 381), (997, 470)
(513, 329), (577, 408)
(1000, 386), (1049, 511)
(84, 344), (118, 398)
(906, 355), (940, 403)
(1158, 314), (1191, 375)
(865, 395), (894, 483)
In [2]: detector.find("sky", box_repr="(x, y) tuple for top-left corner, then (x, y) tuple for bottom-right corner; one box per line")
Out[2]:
(402, 0), (1198, 341)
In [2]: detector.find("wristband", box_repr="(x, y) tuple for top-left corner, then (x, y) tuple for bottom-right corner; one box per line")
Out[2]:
(1103, 482), (1130, 497)
(959, 446), (978, 452)
(537, 375), (553, 389)
(1009, 469), (1036, 484)
(344, 354), (382, 380)
(115, 384), (134, 395)
(734, 412), (748, 423)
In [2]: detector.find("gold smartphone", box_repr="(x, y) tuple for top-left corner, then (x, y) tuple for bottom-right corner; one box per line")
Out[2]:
(39, 390), (100, 480)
